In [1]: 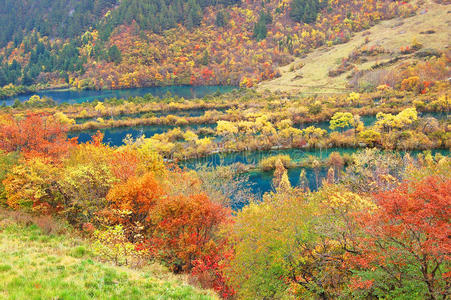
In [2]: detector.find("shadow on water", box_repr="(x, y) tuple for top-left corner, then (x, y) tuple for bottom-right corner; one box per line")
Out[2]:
(3, 85), (237, 106)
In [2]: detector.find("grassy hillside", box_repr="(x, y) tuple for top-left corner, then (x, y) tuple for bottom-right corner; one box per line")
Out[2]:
(0, 210), (217, 300)
(258, 0), (450, 94)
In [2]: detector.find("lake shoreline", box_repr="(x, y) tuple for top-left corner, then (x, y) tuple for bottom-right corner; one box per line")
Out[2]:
(1, 84), (239, 104)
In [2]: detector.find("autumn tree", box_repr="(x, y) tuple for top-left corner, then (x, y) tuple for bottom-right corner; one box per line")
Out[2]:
(329, 112), (355, 132)
(106, 172), (165, 233)
(3, 157), (63, 212)
(350, 176), (451, 299)
(148, 193), (230, 273)
(0, 113), (75, 160)
(225, 184), (374, 299)
(341, 148), (406, 193)
(0, 150), (18, 205)
(59, 162), (117, 225)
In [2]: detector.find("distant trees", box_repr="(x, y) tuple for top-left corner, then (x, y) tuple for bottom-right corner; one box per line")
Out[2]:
(107, 45), (122, 64)
(289, 0), (324, 24)
(99, 0), (237, 38)
(0, 0), (118, 48)
(0, 0), (419, 90)
(215, 10), (227, 27)
(253, 11), (272, 41)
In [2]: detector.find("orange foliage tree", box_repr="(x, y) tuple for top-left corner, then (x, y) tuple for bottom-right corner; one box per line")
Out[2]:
(350, 176), (451, 299)
(147, 193), (230, 273)
(0, 113), (75, 160)
(106, 173), (165, 232)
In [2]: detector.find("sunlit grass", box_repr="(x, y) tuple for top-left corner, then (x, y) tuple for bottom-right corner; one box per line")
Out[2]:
(0, 217), (216, 300)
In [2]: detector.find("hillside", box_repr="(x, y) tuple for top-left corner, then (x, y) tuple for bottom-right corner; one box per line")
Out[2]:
(1, 0), (420, 96)
(0, 210), (217, 300)
(258, 0), (451, 94)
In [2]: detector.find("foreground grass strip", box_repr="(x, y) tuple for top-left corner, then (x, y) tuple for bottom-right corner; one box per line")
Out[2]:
(0, 221), (216, 300)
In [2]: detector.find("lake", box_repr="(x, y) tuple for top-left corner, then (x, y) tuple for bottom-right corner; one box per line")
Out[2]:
(183, 147), (450, 201)
(2, 85), (237, 106)
(70, 123), (217, 145)
(70, 111), (448, 147)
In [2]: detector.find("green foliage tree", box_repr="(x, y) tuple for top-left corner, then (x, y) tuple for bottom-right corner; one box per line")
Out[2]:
(253, 11), (272, 41)
(289, 0), (323, 24)
(108, 45), (122, 64)
(226, 185), (375, 299)
(215, 10), (226, 27)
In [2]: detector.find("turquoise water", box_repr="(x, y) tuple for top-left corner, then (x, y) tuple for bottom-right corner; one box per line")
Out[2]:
(184, 148), (450, 199)
(295, 115), (377, 132)
(183, 148), (357, 199)
(71, 111), (448, 147)
(70, 123), (217, 145)
(182, 148), (357, 169)
(3, 85), (237, 106)
(295, 112), (448, 132)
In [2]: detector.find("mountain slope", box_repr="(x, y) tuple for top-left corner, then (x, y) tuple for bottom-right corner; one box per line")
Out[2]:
(0, 0), (424, 94)
(258, 0), (451, 93)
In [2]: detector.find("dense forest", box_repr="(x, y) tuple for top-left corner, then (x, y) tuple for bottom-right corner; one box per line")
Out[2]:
(0, 0), (117, 47)
(0, 0), (418, 95)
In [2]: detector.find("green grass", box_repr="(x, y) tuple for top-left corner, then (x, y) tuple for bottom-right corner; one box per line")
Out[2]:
(0, 216), (217, 300)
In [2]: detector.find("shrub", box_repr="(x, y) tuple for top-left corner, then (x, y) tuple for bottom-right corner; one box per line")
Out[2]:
(93, 224), (147, 266)
(259, 155), (293, 171)
(400, 76), (422, 93)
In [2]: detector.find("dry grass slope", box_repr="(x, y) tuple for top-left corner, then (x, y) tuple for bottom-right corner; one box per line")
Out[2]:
(258, 0), (451, 94)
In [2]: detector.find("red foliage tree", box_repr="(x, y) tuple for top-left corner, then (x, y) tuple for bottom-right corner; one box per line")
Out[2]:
(148, 193), (230, 273)
(110, 149), (139, 182)
(106, 172), (165, 230)
(351, 176), (451, 299)
(191, 241), (236, 299)
(0, 113), (75, 160)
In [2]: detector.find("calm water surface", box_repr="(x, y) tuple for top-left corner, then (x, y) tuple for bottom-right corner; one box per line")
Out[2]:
(3, 85), (236, 106)
(183, 148), (450, 200)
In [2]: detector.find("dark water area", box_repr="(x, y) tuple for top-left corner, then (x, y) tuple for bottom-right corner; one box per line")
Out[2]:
(182, 148), (357, 169)
(69, 123), (217, 146)
(295, 112), (448, 132)
(246, 167), (329, 197)
(72, 115), (378, 146)
(296, 115), (378, 132)
(421, 112), (450, 120)
(183, 148), (450, 200)
(2, 85), (237, 106)
(183, 148), (356, 200)
(70, 107), (447, 146)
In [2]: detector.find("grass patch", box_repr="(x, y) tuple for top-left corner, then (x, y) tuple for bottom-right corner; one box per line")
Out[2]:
(0, 211), (217, 300)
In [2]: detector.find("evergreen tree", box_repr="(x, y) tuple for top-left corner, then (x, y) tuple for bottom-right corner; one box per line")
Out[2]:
(253, 11), (272, 41)
(215, 10), (226, 27)
(108, 45), (122, 64)
(289, 0), (322, 24)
